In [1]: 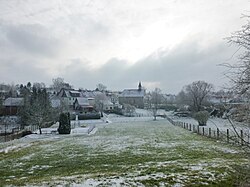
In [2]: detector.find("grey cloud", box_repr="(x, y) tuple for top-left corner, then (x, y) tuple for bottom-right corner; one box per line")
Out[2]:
(59, 39), (232, 93)
(2, 23), (60, 57)
(62, 58), (130, 90)
(125, 40), (232, 93)
(55, 14), (111, 41)
(0, 35), (234, 94)
(0, 57), (50, 84)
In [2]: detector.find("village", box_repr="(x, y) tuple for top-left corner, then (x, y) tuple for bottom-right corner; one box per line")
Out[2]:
(0, 78), (249, 140)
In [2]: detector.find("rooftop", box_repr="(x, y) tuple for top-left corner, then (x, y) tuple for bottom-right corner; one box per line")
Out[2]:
(120, 89), (145, 98)
(3, 97), (24, 106)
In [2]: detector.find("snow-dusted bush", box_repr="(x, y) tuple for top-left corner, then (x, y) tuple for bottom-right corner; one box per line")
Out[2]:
(193, 111), (209, 126)
(58, 113), (71, 134)
(123, 104), (136, 117)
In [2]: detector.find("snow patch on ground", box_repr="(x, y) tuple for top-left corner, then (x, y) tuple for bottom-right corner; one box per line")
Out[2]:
(0, 143), (32, 153)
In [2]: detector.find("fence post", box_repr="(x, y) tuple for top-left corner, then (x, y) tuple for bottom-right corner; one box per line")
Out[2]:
(209, 128), (211, 138)
(248, 132), (250, 144)
(197, 126), (200, 134)
(217, 128), (220, 139)
(189, 124), (191, 131)
(227, 129), (229, 143)
(202, 127), (205, 136)
(240, 130), (243, 146)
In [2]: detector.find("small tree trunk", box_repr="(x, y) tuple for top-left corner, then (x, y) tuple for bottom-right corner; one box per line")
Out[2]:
(39, 127), (42, 134)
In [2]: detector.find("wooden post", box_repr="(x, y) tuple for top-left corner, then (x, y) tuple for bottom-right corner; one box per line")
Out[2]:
(189, 124), (191, 131)
(202, 127), (205, 136)
(248, 132), (250, 145)
(217, 128), (219, 139)
(197, 126), (200, 134)
(209, 128), (211, 138)
(241, 130), (243, 146)
(227, 129), (229, 143)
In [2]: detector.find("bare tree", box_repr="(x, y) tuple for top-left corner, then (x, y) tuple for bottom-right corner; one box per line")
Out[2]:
(33, 82), (46, 89)
(176, 90), (189, 106)
(225, 15), (250, 149)
(225, 15), (250, 96)
(19, 88), (53, 134)
(94, 93), (107, 117)
(151, 88), (162, 120)
(144, 92), (152, 109)
(32, 89), (54, 134)
(51, 77), (72, 93)
(96, 83), (107, 92)
(123, 104), (136, 117)
(178, 81), (213, 112)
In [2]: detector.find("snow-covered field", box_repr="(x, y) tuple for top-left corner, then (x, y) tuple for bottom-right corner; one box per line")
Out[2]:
(0, 114), (249, 186)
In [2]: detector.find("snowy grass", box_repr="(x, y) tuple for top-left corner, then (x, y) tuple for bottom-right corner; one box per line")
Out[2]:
(167, 111), (250, 144)
(0, 119), (249, 186)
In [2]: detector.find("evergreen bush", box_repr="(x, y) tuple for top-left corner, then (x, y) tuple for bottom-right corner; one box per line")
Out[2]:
(58, 112), (71, 134)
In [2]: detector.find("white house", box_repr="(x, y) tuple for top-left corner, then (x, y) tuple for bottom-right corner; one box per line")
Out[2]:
(57, 88), (82, 108)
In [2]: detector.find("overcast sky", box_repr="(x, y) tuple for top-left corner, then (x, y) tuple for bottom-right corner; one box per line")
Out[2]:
(0, 0), (249, 93)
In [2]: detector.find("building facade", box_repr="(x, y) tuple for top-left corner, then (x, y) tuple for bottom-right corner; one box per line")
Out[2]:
(118, 82), (145, 108)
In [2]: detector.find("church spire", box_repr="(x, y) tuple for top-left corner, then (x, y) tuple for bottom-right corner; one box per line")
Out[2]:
(138, 81), (142, 91)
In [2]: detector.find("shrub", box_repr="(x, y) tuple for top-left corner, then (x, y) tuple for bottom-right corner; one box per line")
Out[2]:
(123, 104), (136, 117)
(193, 111), (209, 126)
(58, 112), (71, 134)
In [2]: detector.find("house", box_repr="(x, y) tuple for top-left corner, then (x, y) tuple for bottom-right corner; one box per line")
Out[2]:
(3, 97), (24, 115)
(74, 97), (94, 112)
(103, 99), (116, 112)
(119, 82), (146, 108)
(57, 88), (82, 109)
(50, 95), (61, 108)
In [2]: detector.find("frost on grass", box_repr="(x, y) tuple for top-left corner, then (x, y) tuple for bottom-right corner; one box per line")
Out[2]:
(0, 119), (248, 186)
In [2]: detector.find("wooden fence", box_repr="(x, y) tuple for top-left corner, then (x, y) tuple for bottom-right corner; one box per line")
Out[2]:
(167, 117), (250, 147)
(24, 125), (39, 132)
(0, 125), (39, 143)
(0, 130), (32, 142)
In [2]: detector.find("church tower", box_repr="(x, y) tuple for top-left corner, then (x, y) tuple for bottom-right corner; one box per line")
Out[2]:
(138, 81), (142, 91)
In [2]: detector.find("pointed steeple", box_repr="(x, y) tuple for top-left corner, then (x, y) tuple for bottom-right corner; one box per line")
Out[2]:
(138, 81), (142, 91)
